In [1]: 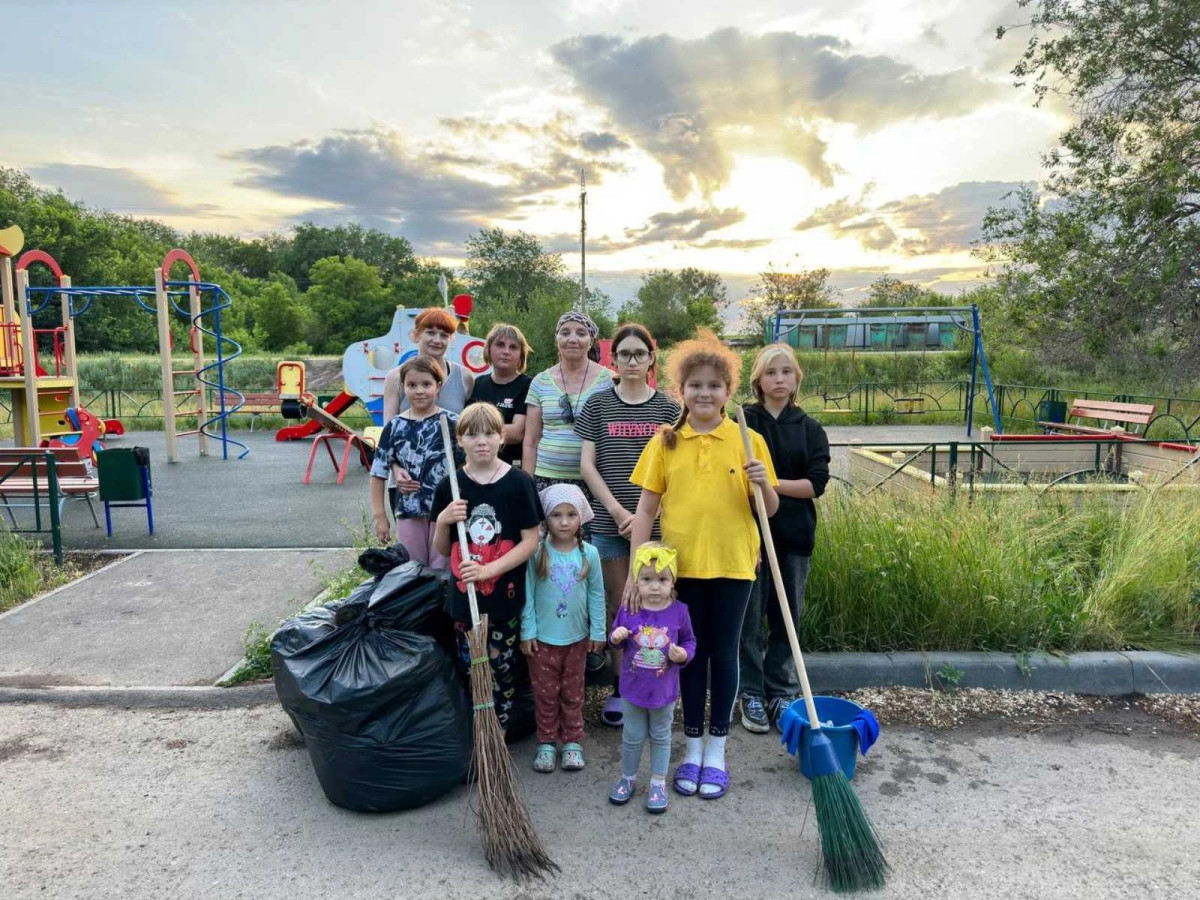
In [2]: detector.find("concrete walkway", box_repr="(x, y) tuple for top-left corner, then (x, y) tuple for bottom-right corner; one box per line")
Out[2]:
(0, 700), (1196, 899)
(0, 549), (353, 687)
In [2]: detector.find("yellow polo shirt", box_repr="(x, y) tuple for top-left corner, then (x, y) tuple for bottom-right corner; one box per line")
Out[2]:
(630, 416), (777, 581)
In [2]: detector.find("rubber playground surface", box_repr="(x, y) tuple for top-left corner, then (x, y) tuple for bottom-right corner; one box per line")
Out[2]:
(5, 423), (972, 552)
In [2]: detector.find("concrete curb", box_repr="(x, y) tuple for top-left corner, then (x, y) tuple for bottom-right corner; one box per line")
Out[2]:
(806, 650), (1200, 695)
(4, 651), (1197, 710)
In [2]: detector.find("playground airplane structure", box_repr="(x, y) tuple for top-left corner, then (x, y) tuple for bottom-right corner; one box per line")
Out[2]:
(1, 225), (246, 462)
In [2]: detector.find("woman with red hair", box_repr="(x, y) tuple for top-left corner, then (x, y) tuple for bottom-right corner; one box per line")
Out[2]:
(381, 307), (474, 420)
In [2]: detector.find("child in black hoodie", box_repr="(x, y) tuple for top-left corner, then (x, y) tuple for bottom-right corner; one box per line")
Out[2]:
(738, 344), (831, 734)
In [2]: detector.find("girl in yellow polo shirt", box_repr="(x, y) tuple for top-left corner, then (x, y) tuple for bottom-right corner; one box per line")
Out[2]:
(626, 330), (779, 799)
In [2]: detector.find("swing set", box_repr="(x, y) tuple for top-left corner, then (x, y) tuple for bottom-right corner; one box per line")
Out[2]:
(1, 230), (247, 462)
(770, 304), (1003, 435)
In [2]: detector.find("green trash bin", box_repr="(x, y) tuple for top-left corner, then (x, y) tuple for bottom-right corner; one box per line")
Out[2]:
(1037, 399), (1068, 424)
(98, 447), (153, 535)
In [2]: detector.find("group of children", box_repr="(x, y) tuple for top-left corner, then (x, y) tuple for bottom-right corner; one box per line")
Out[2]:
(369, 326), (829, 815)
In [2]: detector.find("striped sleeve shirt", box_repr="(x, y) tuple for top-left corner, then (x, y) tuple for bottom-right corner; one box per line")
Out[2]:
(526, 366), (613, 480)
(574, 386), (681, 536)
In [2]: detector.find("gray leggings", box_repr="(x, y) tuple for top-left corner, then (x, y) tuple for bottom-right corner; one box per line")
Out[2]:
(621, 699), (675, 778)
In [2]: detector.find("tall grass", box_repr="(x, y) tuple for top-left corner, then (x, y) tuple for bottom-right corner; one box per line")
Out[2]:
(804, 488), (1200, 653)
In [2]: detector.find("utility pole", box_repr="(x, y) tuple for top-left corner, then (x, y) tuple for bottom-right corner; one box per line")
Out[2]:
(578, 169), (587, 311)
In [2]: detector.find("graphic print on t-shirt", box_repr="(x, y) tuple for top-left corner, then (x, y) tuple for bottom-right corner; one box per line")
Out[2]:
(450, 502), (514, 596)
(631, 623), (670, 673)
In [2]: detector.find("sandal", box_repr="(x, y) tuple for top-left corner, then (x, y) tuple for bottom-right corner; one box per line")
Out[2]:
(560, 742), (585, 771)
(532, 743), (556, 773)
(698, 765), (729, 800)
(600, 696), (624, 727)
(609, 775), (636, 805)
(672, 762), (700, 796)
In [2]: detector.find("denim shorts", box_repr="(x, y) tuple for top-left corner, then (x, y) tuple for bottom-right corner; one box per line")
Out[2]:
(590, 531), (630, 561)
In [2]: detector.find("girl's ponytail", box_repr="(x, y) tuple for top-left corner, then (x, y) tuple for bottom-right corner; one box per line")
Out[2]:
(534, 537), (550, 580)
(659, 406), (689, 450)
(575, 532), (590, 580)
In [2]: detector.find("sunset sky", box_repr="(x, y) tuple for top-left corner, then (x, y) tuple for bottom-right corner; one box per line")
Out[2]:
(4, 0), (1063, 304)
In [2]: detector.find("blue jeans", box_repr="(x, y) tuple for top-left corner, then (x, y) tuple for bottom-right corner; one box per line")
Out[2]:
(739, 553), (811, 699)
(590, 532), (630, 561)
(621, 700), (675, 778)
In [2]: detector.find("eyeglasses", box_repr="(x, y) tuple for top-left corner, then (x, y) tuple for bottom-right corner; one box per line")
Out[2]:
(615, 350), (651, 364)
(559, 392), (576, 424)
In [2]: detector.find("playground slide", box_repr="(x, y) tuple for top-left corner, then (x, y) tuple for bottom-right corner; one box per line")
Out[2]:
(276, 390), (358, 441)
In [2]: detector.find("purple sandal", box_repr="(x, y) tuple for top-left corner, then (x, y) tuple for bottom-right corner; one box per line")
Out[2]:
(672, 762), (701, 796)
(601, 696), (624, 727)
(698, 766), (729, 800)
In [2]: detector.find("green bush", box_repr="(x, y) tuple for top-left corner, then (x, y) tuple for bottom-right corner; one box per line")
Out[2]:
(804, 488), (1200, 652)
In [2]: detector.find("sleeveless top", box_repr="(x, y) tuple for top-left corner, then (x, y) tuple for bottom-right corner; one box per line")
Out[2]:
(398, 359), (471, 414)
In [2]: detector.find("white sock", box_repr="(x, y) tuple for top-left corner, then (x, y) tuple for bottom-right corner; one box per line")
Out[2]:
(677, 737), (703, 791)
(650, 775), (666, 788)
(700, 736), (727, 796)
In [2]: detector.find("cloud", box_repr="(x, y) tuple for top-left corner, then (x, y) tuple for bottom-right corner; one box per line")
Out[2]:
(29, 164), (216, 216)
(229, 125), (620, 250)
(579, 131), (629, 153)
(550, 28), (1003, 198)
(623, 206), (745, 243)
(795, 181), (1030, 254)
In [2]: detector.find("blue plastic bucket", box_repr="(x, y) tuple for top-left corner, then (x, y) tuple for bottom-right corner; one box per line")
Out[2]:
(795, 696), (865, 781)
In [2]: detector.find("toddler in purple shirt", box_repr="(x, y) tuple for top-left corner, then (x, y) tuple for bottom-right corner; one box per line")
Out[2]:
(608, 542), (696, 813)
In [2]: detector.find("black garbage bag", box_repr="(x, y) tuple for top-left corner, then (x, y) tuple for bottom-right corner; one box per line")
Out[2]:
(272, 562), (471, 812)
(357, 543), (410, 578)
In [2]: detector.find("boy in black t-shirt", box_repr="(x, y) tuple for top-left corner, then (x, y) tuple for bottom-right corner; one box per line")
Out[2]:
(432, 402), (541, 732)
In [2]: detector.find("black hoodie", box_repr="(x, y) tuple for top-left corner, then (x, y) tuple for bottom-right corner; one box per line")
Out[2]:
(743, 402), (831, 556)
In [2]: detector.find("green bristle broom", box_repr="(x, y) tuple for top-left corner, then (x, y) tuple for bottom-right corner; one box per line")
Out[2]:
(736, 405), (888, 892)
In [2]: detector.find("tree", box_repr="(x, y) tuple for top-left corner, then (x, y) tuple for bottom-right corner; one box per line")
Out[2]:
(984, 1), (1200, 379)
(617, 268), (726, 346)
(864, 275), (953, 308)
(301, 256), (391, 353)
(282, 222), (417, 287)
(740, 266), (839, 344)
(463, 228), (566, 310)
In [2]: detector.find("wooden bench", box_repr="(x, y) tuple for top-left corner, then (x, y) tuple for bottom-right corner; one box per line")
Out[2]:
(1039, 400), (1156, 436)
(0, 446), (101, 528)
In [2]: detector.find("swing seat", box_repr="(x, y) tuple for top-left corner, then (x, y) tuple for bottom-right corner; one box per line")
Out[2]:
(894, 397), (926, 414)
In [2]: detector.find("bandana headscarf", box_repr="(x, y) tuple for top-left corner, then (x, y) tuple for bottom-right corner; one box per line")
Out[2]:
(633, 544), (677, 579)
(556, 311), (601, 362)
(538, 483), (595, 524)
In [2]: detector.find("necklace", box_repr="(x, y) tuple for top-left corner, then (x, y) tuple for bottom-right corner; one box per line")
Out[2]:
(466, 459), (506, 485)
(558, 362), (592, 421)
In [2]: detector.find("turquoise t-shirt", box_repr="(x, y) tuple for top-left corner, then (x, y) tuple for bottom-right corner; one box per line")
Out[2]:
(520, 541), (606, 645)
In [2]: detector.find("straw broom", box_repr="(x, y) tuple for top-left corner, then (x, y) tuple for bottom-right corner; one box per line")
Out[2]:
(439, 415), (558, 881)
(735, 405), (888, 892)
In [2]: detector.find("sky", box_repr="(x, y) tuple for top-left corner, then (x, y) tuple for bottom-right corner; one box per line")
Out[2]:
(2, 0), (1063, 307)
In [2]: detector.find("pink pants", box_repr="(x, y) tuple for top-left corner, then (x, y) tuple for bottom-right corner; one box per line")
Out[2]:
(393, 517), (447, 568)
(528, 640), (588, 744)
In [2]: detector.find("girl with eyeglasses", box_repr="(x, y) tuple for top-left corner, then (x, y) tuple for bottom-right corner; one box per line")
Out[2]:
(521, 312), (612, 504)
(574, 323), (680, 727)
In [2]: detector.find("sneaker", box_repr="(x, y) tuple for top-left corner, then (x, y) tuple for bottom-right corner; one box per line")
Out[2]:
(740, 694), (769, 734)
(609, 775), (636, 805)
(646, 781), (669, 814)
(768, 696), (798, 733)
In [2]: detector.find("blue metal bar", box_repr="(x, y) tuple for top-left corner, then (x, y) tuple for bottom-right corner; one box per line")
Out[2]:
(972, 304), (1003, 435)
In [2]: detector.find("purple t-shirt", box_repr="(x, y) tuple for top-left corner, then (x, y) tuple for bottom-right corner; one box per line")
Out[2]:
(611, 601), (696, 709)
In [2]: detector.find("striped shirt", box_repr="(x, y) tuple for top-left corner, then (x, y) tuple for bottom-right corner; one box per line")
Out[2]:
(574, 386), (681, 536)
(526, 365), (613, 480)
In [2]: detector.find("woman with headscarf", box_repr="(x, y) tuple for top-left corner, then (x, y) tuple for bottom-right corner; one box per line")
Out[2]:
(522, 311), (612, 497)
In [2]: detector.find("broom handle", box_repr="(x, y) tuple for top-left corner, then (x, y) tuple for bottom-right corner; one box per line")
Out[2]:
(439, 414), (481, 629)
(735, 406), (823, 732)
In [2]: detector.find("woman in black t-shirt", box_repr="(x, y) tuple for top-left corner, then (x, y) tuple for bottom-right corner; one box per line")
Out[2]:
(469, 323), (533, 466)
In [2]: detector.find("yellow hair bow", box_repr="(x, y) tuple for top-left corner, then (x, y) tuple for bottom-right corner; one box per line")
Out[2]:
(634, 545), (677, 578)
